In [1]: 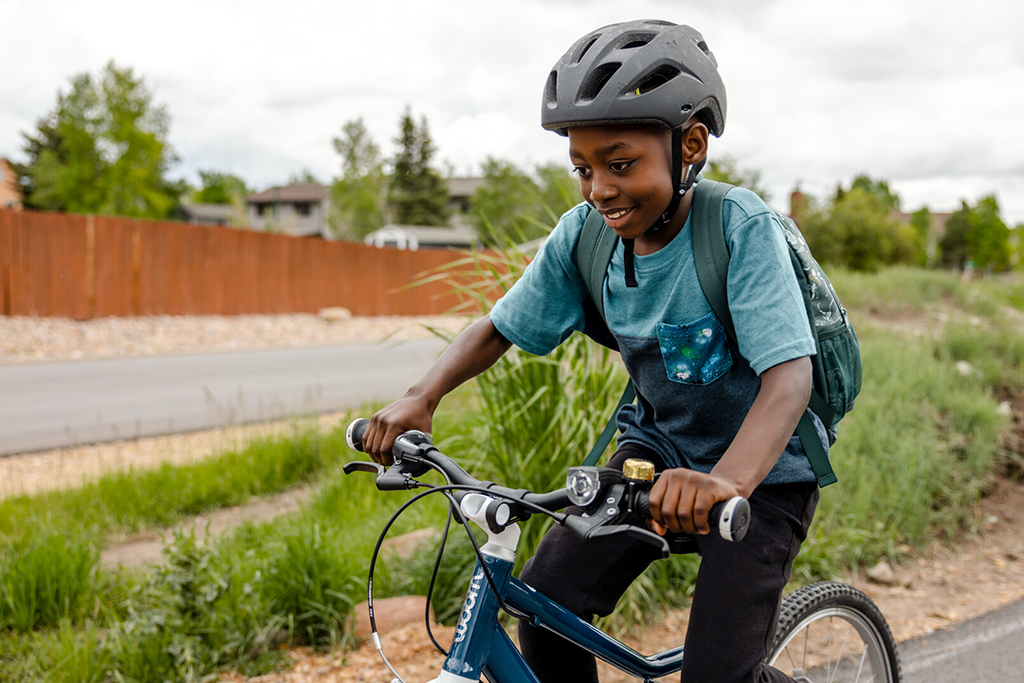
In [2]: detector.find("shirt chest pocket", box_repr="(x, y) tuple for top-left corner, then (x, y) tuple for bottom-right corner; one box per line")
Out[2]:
(656, 313), (733, 385)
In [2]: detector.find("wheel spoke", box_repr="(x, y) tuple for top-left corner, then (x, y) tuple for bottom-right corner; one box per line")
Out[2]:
(828, 622), (854, 683)
(854, 648), (868, 683)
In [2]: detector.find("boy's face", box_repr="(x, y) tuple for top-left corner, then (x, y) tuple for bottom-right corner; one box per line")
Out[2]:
(568, 124), (676, 241)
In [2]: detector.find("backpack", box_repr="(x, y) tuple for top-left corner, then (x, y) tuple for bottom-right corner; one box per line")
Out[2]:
(576, 179), (861, 487)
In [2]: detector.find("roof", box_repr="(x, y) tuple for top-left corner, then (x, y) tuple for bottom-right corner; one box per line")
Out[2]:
(246, 184), (330, 203)
(244, 179), (484, 205)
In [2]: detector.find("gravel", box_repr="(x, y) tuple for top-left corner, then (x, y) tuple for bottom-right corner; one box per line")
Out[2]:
(0, 313), (468, 364)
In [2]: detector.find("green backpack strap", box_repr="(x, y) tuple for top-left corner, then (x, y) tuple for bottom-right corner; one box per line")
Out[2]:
(577, 208), (635, 466)
(691, 180), (838, 487)
(582, 381), (635, 466)
(691, 179), (736, 340)
(578, 208), (618, 322)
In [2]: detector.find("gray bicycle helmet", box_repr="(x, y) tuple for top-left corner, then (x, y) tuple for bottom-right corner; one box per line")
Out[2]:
(542, 20), (727, 137)
(543, 20), (728, 288)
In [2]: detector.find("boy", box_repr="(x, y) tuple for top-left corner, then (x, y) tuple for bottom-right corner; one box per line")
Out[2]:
(363, 20), (823, 683)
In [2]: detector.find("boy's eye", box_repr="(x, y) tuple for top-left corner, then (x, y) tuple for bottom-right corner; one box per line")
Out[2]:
(609, 160), (633, 172)
(573, 166), (591, 178)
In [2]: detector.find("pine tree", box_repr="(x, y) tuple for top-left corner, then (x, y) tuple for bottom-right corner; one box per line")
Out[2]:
(385, 108), (449, 226)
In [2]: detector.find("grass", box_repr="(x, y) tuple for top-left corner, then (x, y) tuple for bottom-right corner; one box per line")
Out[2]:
(1, 266), (1022, 679)
(0, 419), (346, 544)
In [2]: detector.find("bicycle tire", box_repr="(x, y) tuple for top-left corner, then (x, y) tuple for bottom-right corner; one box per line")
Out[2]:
(765, 581), (901, 683)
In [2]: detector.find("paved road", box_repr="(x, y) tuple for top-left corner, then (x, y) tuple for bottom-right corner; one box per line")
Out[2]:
(899, 595), (1024, 681)
(0, 338), (447, 455)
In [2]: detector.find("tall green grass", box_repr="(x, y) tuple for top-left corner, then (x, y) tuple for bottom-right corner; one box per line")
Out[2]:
(0, 420), (345, 543)
(0, 529), (99, 632)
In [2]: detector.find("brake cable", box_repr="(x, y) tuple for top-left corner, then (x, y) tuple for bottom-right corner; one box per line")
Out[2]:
(365, 478), (569, 674)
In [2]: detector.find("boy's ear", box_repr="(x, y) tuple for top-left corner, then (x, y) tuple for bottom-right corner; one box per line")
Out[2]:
(680, 122), (709, 166)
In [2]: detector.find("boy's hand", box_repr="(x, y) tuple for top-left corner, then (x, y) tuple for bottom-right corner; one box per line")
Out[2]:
(647, 468), (740, 536)
(362, 395), (433, 465)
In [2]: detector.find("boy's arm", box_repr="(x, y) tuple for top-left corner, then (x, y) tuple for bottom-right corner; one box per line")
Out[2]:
(362, 315), (512, 465)
(648, 355), (812, 535)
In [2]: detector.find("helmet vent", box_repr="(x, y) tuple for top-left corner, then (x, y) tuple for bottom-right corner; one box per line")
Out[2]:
(579, 62), (621, 102)
(614, 33), (656, 50)
(545, 71), (558, 108)
(573, 35), (600, 64)
(634, 65), (681, 95)
(644, 20), (675, 27)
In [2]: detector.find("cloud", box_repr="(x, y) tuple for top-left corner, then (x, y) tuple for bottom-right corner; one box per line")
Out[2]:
(2, 0), (1022, 222)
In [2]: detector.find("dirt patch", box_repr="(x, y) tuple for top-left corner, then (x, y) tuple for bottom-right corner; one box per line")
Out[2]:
(100, 485), (316, 570)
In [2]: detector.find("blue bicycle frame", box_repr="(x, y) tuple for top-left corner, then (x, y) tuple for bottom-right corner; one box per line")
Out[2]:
(420, 493), (685, 683)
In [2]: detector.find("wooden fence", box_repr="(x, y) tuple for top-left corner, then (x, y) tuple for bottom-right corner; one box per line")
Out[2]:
(0, 209), (491, 319)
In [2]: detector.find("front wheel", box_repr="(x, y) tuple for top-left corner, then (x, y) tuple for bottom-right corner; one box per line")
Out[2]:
(766, 581), (901, 683)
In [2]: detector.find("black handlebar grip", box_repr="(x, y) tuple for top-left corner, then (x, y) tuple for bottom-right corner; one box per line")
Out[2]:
(634, 490), (749, 542)
(709, 497), (750, 542)
(346, 418), (370, 452)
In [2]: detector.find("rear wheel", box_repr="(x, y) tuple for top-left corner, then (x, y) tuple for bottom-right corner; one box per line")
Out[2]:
(766, 581), (901, 683)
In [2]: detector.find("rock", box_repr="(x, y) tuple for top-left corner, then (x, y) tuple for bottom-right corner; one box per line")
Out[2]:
(1006, 546), (1024, 561)
(350, 595), (435, 641)
(318, 307), (352, 322)
(867, 560), (897, 586)
(997, 401), (1013, 417)
(955, 361), (975, 377)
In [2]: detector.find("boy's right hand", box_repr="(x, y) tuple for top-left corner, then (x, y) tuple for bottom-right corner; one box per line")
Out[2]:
(362, 395), (433, 465)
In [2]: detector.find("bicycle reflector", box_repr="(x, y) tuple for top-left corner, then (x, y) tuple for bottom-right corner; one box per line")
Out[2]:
(566, 467), (601, 507)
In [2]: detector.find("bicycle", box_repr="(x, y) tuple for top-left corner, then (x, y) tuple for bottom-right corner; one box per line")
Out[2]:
(344, 418), (901, 683)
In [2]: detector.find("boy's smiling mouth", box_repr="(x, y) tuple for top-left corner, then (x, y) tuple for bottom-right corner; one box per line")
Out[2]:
(601, 207), (635, 223)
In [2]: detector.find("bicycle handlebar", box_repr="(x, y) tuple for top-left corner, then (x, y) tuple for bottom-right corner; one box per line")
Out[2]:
(344, 418), (749, 555)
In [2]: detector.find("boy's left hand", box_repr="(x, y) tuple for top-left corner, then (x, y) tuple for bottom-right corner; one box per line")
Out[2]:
(647, 468), (740, 536)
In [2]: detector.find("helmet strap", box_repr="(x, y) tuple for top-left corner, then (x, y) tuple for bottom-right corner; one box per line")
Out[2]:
(624, 128), (707, 288)
(623, 239), (638, 288)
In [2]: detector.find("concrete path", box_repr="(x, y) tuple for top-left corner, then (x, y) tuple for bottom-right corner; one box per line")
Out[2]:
(899, 595), (1024, 681)
(0, 338), (446, 455)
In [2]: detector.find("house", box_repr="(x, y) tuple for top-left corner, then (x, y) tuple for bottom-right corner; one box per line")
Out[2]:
(242, 177), (486, 239)
(0, 157), (23, 209)
(446, 177), (486, 213)
(244, 184), (331, 237)
(364, 224), (478, 250)
(181, 202), (244, 227)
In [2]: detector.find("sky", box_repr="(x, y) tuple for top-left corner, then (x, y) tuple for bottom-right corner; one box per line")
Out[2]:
(2, 0), (1023, 223)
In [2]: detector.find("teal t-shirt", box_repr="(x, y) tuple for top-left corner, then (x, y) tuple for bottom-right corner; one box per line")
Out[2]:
(490, 183), (824, 485)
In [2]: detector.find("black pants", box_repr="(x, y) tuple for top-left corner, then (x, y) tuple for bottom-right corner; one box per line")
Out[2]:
(518, 444), (819, 683)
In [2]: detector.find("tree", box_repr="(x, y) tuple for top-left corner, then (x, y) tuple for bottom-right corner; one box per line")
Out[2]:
(802, 186), (917, 271)
(938, 197), (1011, 271)
(938, 202), (971, 269)
(386, 108), (449, 226)
(966, 195), (1011, 271)
(17, 61), (180, 218)
(535, 163), (581, 220)
(468, 161), (581, 247)
(470, 158), (543, 245)
(849, 174), (900, 211)
(287, 168), (322, 186)
(704, 155), (770, 201)
(192, 171), (249, 204)
(330, 118), (386, 240)
(909, 206), (935, 268)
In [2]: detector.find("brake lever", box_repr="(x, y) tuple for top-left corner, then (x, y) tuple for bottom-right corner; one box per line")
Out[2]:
(343, 461), (385, 477)
(589, 524), (670, 559)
